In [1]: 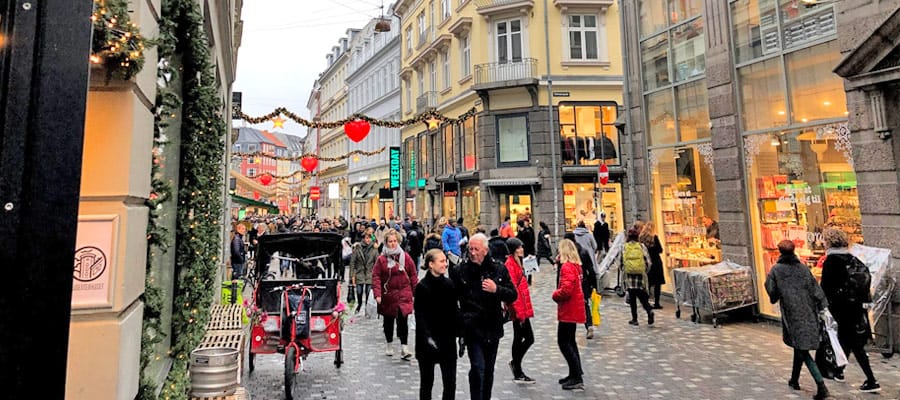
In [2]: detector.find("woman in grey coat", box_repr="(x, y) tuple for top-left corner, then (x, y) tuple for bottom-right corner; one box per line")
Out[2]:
(765, 240), (830, 399)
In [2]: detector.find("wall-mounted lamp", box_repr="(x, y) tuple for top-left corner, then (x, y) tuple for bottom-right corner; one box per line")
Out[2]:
(771, 135), (781, 146)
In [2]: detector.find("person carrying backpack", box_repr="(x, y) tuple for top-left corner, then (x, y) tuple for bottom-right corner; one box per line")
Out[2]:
(620, 227), (654, 326)
(819, 228), (880, 393)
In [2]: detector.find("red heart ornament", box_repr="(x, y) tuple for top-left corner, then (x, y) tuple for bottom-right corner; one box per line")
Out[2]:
(344, 119), (371, 143)
(301, 157), (318, 172)
(260, 174), (273, 186)
(253, 191), (261, 200)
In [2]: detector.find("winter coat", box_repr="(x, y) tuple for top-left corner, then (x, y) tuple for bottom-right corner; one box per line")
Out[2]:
(424, 234), (443, 253)
(573, 227), (598, 269)
(499, 222), (514, 239)
(504, 256), (534, 322)
(449, 256), (517, 341)
(349, 242), (378, 285)
(645, 235), (665, 285)
(488, 236), (509, 264)
(516, 226), (536, 257)
(441, 225), (463, 256)
(230, 232), (246, 265)
(415, 272), (462, 362)
(536, 229), (552, 258)
(820, 249), (872, 347)
(372, 250), (418, 318)
(553, 261), (586, 324)
(406, 227), (425, 261)
(765, 255), (828, 350)
(593, 220), (610, 250)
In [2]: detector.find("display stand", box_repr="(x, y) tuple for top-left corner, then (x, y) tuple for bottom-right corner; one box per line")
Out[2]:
(851, 245), (897, 358)
(673, 261), (758, 328)
(659, 184), (719, 268)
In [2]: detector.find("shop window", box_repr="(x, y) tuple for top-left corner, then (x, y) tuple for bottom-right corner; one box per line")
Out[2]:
(671, 18), (705, 82)
(744, 125), (860, 313)
(431, 131), (443, 176)
(650, 144), (721, 274)
(443, 124), (456, 174)
(731, 0), (779, 64)
(497, 114), (529, 164)
(461, 186), (481, 231)
(563, 183), (625, 233)
(638, 0), (667, 37)
(738, 57), (787, 131)
(669, 0), (702, 25)
(559, 103), (619, 166)
(641, 33), (670, 91)
(462, 116), (477, 171)
(646, 90), (676, 146)
(675, 79), (710, 141)
(419, 133), (429, 179)
(786, 40), (847, 124)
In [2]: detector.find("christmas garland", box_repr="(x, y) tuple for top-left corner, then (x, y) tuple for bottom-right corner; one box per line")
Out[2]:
(233, 146), (386, 162)
(91, 0), (147, 80)
(238, 106), (477, 129)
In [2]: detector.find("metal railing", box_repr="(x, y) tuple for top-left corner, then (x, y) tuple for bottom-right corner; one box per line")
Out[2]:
(474, 58), (538, 86)
(416, 91), (438, 112)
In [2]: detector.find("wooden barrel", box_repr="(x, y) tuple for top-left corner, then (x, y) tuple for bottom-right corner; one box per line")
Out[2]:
(190, 347), (239, 397)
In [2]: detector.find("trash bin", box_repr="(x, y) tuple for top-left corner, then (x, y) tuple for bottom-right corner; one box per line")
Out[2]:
(190, 347), (239, 397)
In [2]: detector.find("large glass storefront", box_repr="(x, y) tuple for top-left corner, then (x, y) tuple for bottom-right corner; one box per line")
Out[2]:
(499, 192), (532, 235)
(563, 182), (625, 234)
(442, 183), (458, 220)
(460, 185), (480, 231)
(559, 103), (620, 166)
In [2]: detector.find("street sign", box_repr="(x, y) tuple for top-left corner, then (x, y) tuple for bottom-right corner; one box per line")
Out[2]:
(598, 163), (609, 185)
(310, 186), (321, 201)
(552, 91), (570, 97)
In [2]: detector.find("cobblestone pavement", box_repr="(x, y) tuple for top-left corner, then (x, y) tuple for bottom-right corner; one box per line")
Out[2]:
(244, 267), (900, 400)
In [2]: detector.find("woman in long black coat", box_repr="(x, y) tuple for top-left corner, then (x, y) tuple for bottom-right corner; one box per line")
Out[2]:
(415, 248), (461, 400)
(640, 222), (665, 309)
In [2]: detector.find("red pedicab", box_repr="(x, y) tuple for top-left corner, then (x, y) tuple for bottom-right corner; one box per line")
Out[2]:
(247, 233), (344, 400)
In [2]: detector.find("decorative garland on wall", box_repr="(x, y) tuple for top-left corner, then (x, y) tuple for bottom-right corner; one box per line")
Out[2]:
(91, 0), (147, 80)
(238, 107), (477, 129)
(233, 147), (386, 162)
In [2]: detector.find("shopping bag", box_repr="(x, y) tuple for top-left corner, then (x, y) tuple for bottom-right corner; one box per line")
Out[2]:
(408, 312), (416, 331)
(523, 255), (539, 276)
(822, 310), (848, 368)
(366, 289), (378, 319)
(590, 290), (601, 327)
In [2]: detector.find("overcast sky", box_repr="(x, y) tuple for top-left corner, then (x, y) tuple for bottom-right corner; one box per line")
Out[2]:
(233, 0), (389, 137)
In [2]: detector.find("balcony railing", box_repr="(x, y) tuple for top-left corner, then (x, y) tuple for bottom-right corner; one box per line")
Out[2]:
(416, 91), (438, 113)
(474, 58), (538, 88)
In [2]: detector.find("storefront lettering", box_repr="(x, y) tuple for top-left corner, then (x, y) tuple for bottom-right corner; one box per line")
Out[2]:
(778, 186), (822, 206)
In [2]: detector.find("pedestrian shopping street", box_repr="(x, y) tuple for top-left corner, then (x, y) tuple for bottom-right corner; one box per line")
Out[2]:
(244, 268), (900, 400)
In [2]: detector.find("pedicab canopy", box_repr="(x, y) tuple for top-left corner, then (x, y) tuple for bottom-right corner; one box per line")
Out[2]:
(254, 232), (343, 314)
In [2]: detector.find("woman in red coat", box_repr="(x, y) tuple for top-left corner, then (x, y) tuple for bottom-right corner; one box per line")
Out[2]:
(373, 229), (418, 360)
(552, 239), (586, 391)
(503, 238), (536, 384)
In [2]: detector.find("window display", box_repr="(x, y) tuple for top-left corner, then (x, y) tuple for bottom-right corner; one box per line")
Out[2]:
(650, 145), (721, 281)
(559, 103), (619, 166)
(461, 185), (480, 231)
(564, 182), (624, 233)
(745, 125), (862, 315)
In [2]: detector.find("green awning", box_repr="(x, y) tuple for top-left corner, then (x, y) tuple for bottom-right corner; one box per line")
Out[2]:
(231, 194), (279, 213)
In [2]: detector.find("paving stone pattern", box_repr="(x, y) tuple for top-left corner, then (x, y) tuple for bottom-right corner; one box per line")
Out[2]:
(244, 268), (900, 400)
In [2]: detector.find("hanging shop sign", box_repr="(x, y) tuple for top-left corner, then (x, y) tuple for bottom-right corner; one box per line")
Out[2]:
(390, 146), (401, 189)
(310, 186), (321, 201)
(328, 183), (340, 200)
(598, 163), (609, 185)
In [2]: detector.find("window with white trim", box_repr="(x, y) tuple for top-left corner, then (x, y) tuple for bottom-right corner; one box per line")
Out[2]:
(418, 12), (426, 43)
(495, 18), (523, 64)
(461, 34), (471, 77)
(442, 50), (451, 89)
(441, 0), (451, 20)
(566, 14), (602, 61)
(430, 60), (437, 91)
(417, 68), (424, 95)
(406, 26), (413, 52)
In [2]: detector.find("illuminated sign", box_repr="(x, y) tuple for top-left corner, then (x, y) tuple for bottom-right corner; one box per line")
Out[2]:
(390, 146), (401, 189)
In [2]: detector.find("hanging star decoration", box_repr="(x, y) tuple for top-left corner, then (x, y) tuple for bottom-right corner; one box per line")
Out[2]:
(271, 116), (286, 129)
(426, 116), (441, 130)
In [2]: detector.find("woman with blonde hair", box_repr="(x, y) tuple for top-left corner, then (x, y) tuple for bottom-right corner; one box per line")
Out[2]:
(372, 229), (418, 359)
(639, 222), (665, 309)
(552, 239), (586, 390)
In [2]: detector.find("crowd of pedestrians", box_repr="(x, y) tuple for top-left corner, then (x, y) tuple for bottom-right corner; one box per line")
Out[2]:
(229, 211), (882, 399)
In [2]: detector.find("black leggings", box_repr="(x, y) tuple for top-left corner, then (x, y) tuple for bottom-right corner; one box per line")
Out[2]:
(419, 357), (456, 400)
(383, 310), (409, 345)
(837, 342), (877, 382)
(557, 322), (583, 379)
(627, 288), (652, 321)
(355, 284), (370, 311)
(511, 319), (534, 371)
(791, 349), (824, 383)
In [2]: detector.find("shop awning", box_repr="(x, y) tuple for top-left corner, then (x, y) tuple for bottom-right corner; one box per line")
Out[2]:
(231, 194), (279, 213)
(481, 178), (541, 187)
(354, 181), (376, 199)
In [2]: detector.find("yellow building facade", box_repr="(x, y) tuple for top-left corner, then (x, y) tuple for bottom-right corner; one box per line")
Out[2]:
(393, 0), (626, 234)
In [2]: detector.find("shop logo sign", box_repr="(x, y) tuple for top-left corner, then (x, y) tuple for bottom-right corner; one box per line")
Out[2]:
(390, 146), (401, 189)
(74, 246), (106, 282)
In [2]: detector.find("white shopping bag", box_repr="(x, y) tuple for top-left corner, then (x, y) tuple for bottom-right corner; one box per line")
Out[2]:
(822, 310), (849, 368)
(522, 255), (539, 276)
(366, 289), (378, 319)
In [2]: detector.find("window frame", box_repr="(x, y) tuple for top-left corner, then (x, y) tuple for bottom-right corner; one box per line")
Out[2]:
(494, 18), (524, 64)
(564, 13), (604, 62)
(460, 34), (471, 77)
(441, 50), (451, 90)
(558, 101), (621, 166)
(495, 113), (531, 166)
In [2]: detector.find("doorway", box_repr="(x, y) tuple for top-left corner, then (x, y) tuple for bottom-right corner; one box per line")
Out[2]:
(499, 192), (532, 235)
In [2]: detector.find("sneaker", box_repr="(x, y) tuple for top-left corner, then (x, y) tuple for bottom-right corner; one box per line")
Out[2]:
(562, 379), (584, 390)
(648, 311), (655, 325)
(652, 304), (664, 310)
(385, 343), (393, 357)
(513, 374), (536, 384)
(832, 372), (844, 382)
(787, 380), (800, 390)
(859, 380), (881, 393)
(628, 320), (639, 326)
(558, 376), (573, 384)
(586, 327), (594, 339)
(400, 345), (413, 360)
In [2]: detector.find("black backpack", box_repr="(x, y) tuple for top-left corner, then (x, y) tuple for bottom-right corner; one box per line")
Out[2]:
(843, 256), (872, 304)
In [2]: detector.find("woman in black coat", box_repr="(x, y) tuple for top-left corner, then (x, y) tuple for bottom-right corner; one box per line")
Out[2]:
(516, 219), (536, 257)
(819, 228), (880, 392)
(415, 248), (461, 400)
(640, 222), (665, 309)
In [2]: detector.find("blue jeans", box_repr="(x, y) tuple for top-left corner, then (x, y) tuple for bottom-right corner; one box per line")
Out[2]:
(232, 263), (245, 279)
(466, 337), (499, 400)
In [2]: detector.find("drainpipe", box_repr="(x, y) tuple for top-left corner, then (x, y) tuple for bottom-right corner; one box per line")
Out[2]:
(619, 0), (639, 223)
(543, 0), (561, 238)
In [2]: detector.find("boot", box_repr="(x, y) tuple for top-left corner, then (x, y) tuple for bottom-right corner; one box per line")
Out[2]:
(385, 342), (393, 357)
(400, 344), (413, 360)
(586, 326), (594, 339)
(814, 381), (829, 400)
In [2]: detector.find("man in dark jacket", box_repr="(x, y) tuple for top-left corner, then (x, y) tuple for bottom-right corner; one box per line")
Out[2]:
(450, 233), (517, 400)
(593, 212), (611, 253)
(457, 217), (471, 255)
(488, 229), (509, 265)
(406, 221), (425, 267)
(230, 224), (247, 279)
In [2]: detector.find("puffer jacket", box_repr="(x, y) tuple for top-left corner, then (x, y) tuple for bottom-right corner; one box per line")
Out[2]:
(372, 250), (418, 318)
(573, 227), (598, 270)
(553, 261), (586, 324)
(504, 256), (534, 322)
(349, 242), (378, 285)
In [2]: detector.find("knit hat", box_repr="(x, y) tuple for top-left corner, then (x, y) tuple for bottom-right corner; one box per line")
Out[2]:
(506, 237), (524, 254)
